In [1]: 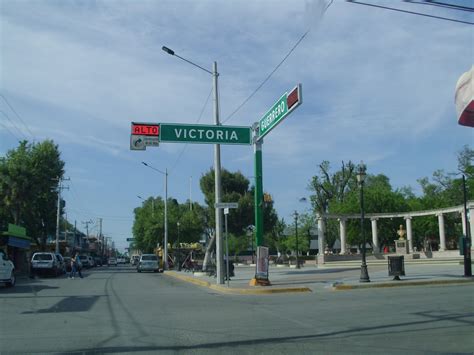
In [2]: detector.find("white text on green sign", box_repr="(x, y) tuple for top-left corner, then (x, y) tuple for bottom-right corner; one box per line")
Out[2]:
(160, 124), (251, 145)
(258, 84), (302, 140)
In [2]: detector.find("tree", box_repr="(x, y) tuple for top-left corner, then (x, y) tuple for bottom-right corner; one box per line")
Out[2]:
(0, 140), (65, 248)
(199, 168), (279, 269)
(308, 160), (356, 214)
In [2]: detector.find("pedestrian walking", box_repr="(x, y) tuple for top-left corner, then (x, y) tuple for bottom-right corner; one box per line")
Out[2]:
(70, 254), (77, 279)
(70, 253), (83, 279)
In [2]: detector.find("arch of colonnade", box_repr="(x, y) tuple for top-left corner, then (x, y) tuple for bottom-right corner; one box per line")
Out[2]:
(314, 201), (474, 261)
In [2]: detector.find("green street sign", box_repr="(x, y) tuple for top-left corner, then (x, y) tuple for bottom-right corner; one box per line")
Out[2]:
(258, 84), (302, 140)
(160, 123), (251, 145)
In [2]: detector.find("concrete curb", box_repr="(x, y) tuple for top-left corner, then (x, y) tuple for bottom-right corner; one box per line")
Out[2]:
(333, 278), (474, 290)
(165, 271), (312, 295)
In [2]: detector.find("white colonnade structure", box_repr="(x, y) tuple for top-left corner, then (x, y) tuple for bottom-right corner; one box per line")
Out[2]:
(315, 201), (474, 264)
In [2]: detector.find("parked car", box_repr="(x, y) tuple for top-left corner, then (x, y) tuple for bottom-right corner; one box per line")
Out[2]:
(137, 254), (159, 273)
(108, 257), (117, 266)
(31, 252), (62, 276)
(54, 253), (66, 274)
(0, 251), (15, 287)
(94, 257), (103, 266)
(78, 255), (90, 268)
(63, 257), (72, 273)
(117, 257), (125, 264)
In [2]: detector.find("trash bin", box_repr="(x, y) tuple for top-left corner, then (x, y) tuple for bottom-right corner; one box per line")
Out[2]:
(388, 255), (405, 280)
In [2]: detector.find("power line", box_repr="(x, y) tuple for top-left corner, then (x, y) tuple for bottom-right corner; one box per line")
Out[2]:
(346, 1), (474, 25)
(169, 87), (213, 174)
(0, 110), (28, 140)
(0, 120), (22, 141)
(223, 0), (334, 124)
(0, 94), (36, 139)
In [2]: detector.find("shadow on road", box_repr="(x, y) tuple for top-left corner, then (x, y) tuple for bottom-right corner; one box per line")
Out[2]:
(22, 295), (100, 314)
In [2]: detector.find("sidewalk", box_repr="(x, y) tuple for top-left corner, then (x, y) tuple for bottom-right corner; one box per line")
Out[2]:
(164, 262), (474, 295)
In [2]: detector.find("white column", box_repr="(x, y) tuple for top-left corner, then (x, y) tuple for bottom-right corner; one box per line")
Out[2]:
(461, 212), (467, 236)
(371, 218), (379, 253)
(438, 214), (446, 251)
(317, 217), (326, 265)
(405, 217), (413, 253)
(339, 218), (347, 255)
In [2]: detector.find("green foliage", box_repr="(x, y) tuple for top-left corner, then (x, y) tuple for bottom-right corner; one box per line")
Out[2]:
(0, 140), (65, 248)
(199, 168), (279, 237)
(132, 197), (206, 253)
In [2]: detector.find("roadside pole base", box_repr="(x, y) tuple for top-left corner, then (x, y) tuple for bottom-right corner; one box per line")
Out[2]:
(249, 278), (271, 286)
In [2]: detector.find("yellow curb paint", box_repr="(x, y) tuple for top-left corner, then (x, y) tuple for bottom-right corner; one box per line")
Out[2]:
(333, 278), (474, 291)
(165, 271), (311, 294)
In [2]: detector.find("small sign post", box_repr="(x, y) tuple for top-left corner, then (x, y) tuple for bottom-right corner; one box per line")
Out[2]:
(215, 202), (239, 287)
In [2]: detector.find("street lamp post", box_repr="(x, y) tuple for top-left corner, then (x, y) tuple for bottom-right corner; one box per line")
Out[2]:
(293, 211), (300, 269)
(142, 162), (168, 270)
(357, 163), (370, 283)
(162, 46), (224, 284)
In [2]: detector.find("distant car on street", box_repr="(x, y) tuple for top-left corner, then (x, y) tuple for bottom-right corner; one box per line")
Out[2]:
(94, 257), (103, 266)
(117, 257), (126, 264)
(108, 257), (117, 266)
(137, 254), (159, 273)
(0, 251), (15, 287)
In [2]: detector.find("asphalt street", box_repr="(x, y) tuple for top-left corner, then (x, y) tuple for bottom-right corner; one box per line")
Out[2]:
(1, 264), (473, 354)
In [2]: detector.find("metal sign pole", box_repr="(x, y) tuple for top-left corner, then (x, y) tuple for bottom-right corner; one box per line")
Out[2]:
(225, 208), (230, 287)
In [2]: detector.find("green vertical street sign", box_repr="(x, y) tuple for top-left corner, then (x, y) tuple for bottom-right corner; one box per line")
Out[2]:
(160, 123), (251, 145)
(258, 94), (288, 139)
(258, 84), (302, 140)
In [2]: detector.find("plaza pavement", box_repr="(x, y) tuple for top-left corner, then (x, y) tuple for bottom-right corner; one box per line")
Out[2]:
(165, 259), (474, 294)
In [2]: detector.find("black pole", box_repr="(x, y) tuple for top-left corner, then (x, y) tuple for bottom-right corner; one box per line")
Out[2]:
(295, 211), (299, 269)
(360, 180), (370, 282)
(177, 223), (181, 271)
(462, 175), (472, 277)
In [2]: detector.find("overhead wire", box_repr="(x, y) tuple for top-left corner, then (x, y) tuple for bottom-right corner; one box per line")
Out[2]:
(169, 87), (213, 174)
(0, 110), (28, 140)
(222, 0), (335, 124)
(346, 1), (474, 25)
(0, 94), (36, 140)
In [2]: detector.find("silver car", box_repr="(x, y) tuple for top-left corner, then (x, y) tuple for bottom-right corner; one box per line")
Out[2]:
(137, 254), (159, 273)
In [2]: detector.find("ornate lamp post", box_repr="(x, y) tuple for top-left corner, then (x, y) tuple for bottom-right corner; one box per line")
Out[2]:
(356, 163), (370, 283)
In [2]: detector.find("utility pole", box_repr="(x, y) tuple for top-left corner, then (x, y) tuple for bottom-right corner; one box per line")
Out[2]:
(53, 176), (69, 254)
(82, 220), (93, 249)
(213, 61), (224, 285)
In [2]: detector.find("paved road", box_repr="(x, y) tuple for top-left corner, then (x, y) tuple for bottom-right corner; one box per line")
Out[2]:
(1, 265), (473, 354)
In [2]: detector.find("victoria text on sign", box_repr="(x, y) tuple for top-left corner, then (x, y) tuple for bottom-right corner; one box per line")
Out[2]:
(160, 123), (252, 145)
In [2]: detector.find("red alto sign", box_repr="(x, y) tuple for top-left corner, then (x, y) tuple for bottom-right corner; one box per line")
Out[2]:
(131, 122), (160, 136)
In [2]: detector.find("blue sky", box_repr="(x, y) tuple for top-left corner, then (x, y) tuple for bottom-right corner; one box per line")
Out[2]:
(1, 0), (473, 252)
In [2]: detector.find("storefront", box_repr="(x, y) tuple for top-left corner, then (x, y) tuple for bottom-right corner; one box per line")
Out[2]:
(0, 224), (32, 274)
